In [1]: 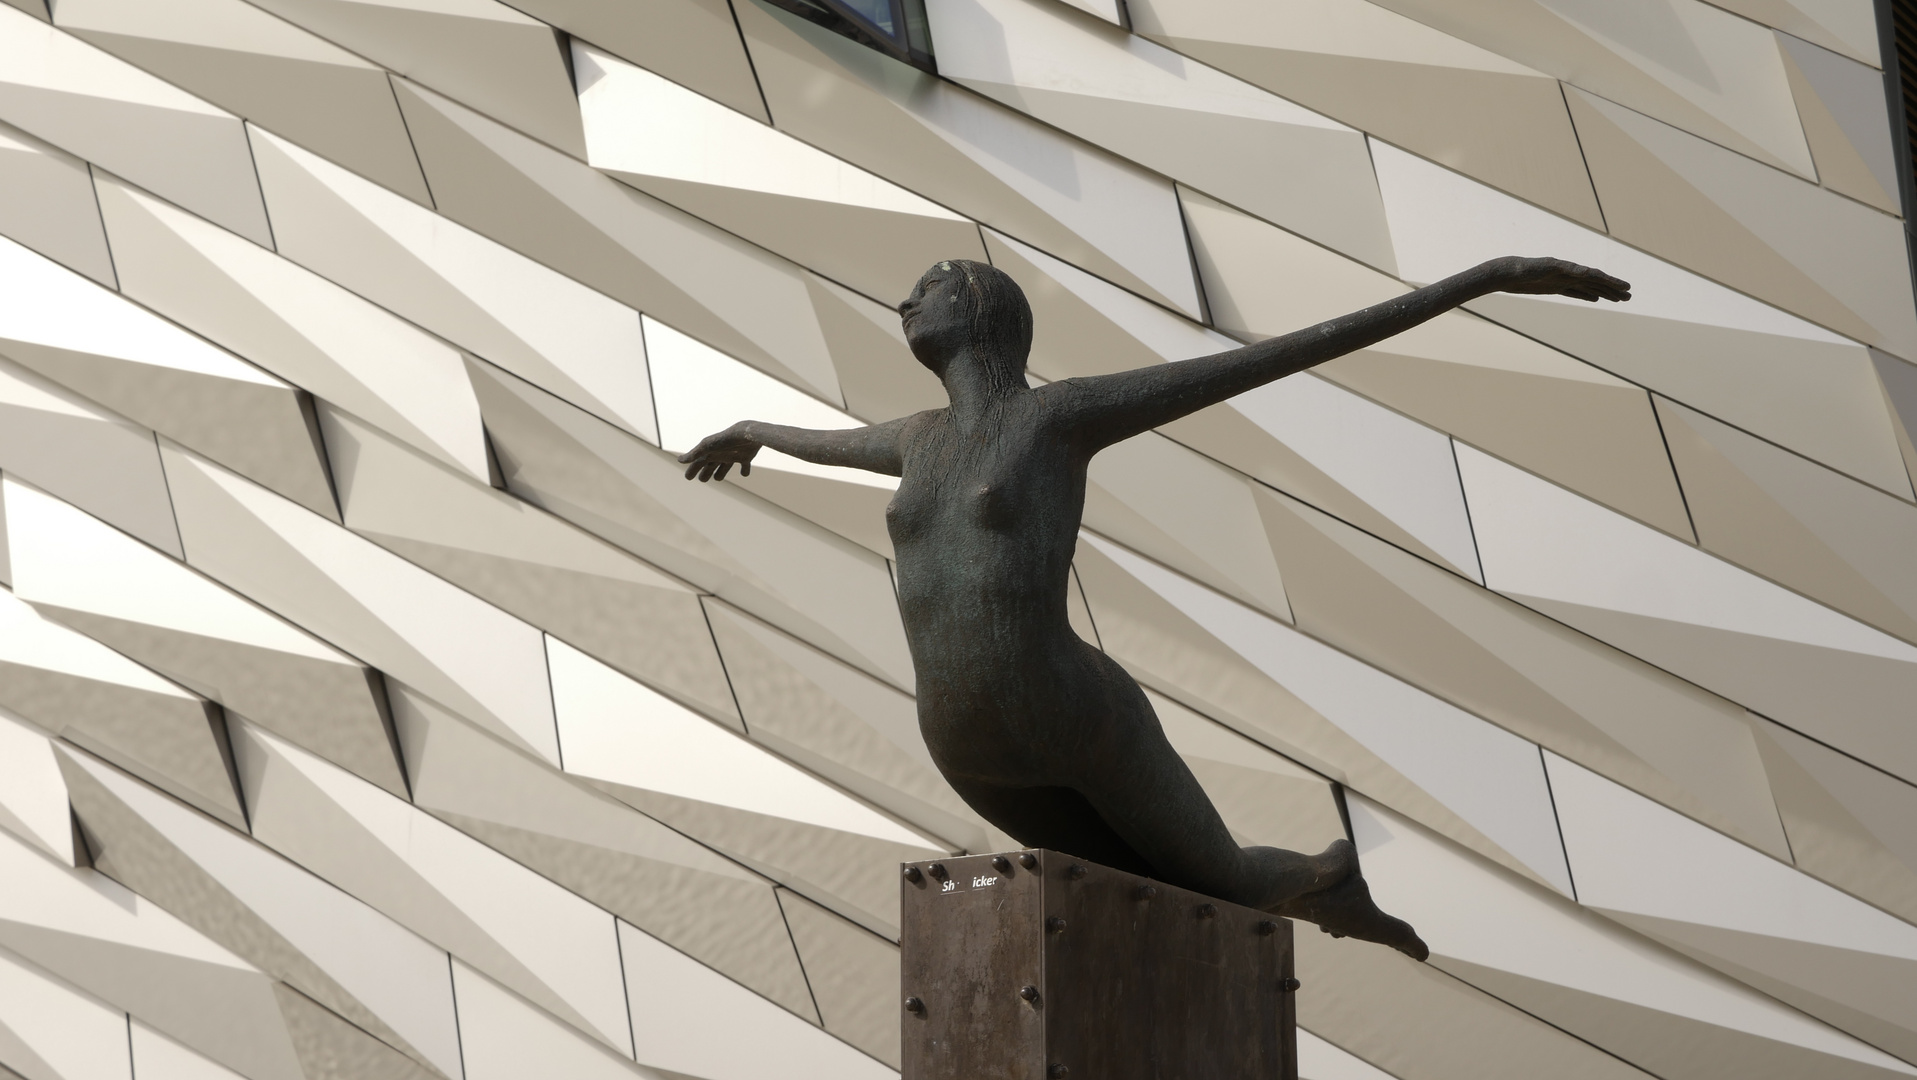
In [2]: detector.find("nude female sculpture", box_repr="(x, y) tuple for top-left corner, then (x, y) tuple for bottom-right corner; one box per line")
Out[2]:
(681, 256), (1631, 959)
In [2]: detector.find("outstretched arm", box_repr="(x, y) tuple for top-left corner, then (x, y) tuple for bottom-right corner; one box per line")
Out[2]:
(1053, 257), (1629, 450)
(678, 416), (909, 482)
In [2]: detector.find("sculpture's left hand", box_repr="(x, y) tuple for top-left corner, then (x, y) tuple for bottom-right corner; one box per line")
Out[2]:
(679, 422), (761, 482)
(1487, 257), (1631, 303)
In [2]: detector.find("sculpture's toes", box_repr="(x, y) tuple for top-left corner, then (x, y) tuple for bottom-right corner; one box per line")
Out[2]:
(1280, 873), (1429, 962)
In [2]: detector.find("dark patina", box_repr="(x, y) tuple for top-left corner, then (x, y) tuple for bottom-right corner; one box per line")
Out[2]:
(681, 256), (1631, 959)
(898, 849), (1297, 1079)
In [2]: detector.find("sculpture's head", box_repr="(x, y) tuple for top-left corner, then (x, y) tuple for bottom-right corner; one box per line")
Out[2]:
(899, 260), (1033, 391)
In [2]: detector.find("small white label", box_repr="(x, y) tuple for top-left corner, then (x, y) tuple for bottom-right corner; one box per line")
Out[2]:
(941, 880), (957, 893)
(973, 875), (998, 888)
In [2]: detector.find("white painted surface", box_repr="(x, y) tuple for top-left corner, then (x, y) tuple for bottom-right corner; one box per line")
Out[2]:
(0, 708), (73, 864)
(620, 922), (897, 1079)
(577, 42), (962, 221)
(1458, 443), (1917, 661)
(549, 637), (935, 847)
(5, 477), (348, 662)
(66, 750), (464, 1078)
(1351, 793), (1917, 1071)
(0, 233), (276, 384)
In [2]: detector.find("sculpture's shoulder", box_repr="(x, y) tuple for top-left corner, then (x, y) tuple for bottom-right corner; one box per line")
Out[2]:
(1021, 380), (1099, 445)
(1030, 376), (1095, 419)
(897, 407), (948, 449)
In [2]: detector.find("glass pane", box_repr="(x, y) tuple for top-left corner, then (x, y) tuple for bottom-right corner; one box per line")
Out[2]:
(837, 0), (895, 36)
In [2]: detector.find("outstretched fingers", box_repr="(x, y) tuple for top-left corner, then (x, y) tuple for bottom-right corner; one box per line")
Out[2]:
(1571, 267), (1631, 303)
(678, 423), (760, 482)
(1495, 257), (1631, 303)
(679, 446), (712, 481)
(681, 454), (753, 483)
(1543, 260), (1631, 303)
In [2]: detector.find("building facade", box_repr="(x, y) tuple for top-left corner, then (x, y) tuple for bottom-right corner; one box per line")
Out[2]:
(1, 0), (1915, 1077)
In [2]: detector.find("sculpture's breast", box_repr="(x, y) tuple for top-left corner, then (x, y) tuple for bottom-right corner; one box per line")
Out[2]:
(885, 475), (938, 544)
(888, 422), (1028, 538)
(968, 479), (1019, 531)
(886, 397), (1070, 555)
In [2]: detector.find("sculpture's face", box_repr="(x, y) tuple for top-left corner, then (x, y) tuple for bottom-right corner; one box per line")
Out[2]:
(900, 263), (969, 374)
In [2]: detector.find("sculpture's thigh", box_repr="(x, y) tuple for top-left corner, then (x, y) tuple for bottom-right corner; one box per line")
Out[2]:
(946, 779), (1155, 876)
(1058, 680), (1258, 901)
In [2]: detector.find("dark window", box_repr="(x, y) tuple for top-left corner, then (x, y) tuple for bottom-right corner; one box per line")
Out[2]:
(1890, 3), (1917, 179)
(761, 0), (934, 72)
(1886, 3), (1917, 216)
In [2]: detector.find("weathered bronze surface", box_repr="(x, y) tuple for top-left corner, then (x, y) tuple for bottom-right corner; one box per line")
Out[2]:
(683, 256), (1630, 958)
(901, 850), (1297, 1079)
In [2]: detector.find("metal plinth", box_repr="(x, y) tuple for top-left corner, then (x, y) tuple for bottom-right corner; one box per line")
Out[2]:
(900, 849), (1298, 1080)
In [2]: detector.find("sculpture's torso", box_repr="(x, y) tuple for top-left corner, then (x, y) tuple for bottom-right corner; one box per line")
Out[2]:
(887, 390), (1148, 785)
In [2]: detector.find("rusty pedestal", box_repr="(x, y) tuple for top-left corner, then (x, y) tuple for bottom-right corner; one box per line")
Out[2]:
(901, 849), (1298, 1079)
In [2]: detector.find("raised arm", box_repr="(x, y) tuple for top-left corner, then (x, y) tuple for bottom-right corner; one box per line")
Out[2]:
(1052, 257), (1629, 450)
(679, 416), (910, 482)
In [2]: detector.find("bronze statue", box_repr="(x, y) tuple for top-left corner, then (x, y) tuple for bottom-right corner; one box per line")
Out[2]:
(681, 256), (1631, 959)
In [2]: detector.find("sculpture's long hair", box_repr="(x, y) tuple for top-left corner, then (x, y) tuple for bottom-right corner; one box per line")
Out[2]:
(943, 259), (1033, 394)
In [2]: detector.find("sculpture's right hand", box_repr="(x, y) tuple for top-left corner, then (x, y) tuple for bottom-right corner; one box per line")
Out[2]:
(1485, 256), (1630, 303)
(679, 422), (761, 482)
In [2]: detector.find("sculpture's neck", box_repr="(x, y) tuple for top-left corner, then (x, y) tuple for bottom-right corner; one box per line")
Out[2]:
(941, 350), (1025, 429)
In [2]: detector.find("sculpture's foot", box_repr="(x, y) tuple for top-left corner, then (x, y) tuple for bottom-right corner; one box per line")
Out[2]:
(1275, 871), (1430, 962)
(1249, 837), (1359, 909)
(1306, 837), (1359, 890)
